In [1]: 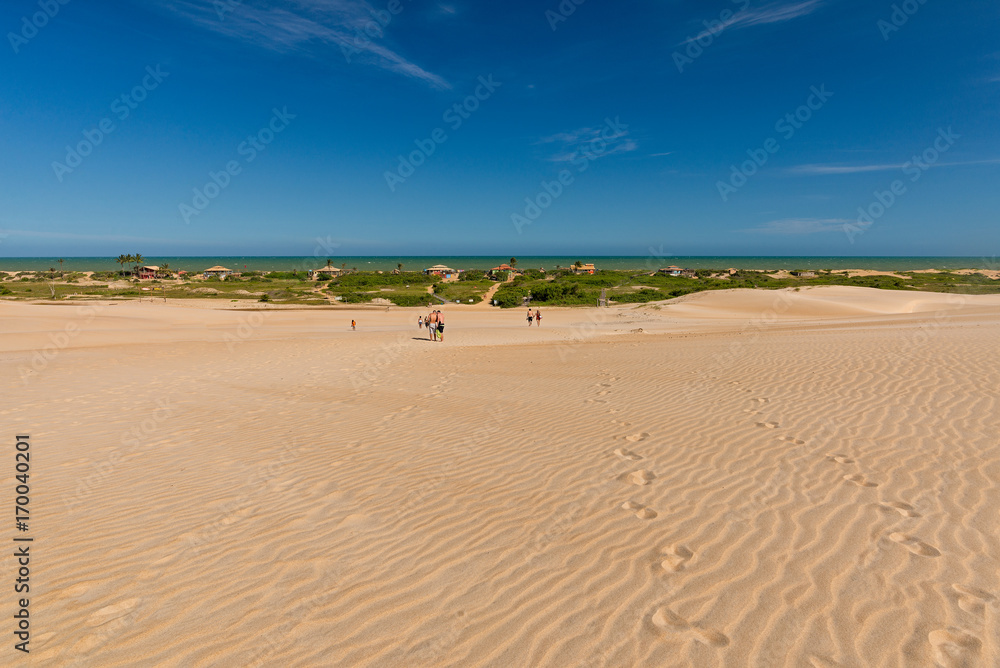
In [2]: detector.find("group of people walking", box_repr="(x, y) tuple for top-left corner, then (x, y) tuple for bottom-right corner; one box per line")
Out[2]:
(419, 310), (445, 341)
(527, 308), (541, 326)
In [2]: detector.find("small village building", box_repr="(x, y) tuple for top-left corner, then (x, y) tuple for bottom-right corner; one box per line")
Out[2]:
(425, 264), (457, 278)
(790, 270), (817, 278)
(660, 265), (683, 276)
(571, 263), (596, 275)
(203, 265), (232, 279)
(310, 267), (343, 280)
(137, 266), (159, 280)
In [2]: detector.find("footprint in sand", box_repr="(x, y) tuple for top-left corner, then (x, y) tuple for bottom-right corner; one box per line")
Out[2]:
(843, 474), (878, 488)
(756, 421), (780, 429)
(86, 598), (141, 627)
(827, 454), (855, 465)
(624, 432), (650, 443)
(614, 448), (643, 461)
(621, 501), (657, 520)
(779, 436), (805, 445)
(877, 501), (921, 518)
(627, 470), (656, 486)
(660, 545), (693, 572)
(952, 585), (996, 617)
(651, 607), (729, 647)
(889, 532), (941, 557)
(753, 397), (769, 403)
(928, 628), (981, 667)
(742, 409), (760, 415)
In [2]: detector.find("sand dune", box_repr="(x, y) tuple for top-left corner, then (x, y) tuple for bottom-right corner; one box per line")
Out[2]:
(1, 287), (997, 666)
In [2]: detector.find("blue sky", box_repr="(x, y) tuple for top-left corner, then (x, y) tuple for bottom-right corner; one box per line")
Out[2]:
(1, 0), (998, 257)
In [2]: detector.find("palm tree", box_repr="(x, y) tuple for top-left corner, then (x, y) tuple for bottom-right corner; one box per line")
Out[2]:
(160, 262), (170, 278)
(132, 253), (144, 277)
(574, 260), (583, 268)
(116, 254), (128, 276)
(58, 258), (64, 272)
(326, 258), (333, 268)
(397, 262), (403, 272)
(510, 257), (517, 269)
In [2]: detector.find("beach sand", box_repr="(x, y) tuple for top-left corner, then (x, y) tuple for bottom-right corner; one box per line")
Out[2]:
(2, 286), (998, 667)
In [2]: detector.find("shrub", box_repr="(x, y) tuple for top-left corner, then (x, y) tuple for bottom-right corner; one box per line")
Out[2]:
(612, 289), (662, 303)
(493, 285), (530, 308)
(389, 294), (433, 307)
(337, 292), (370, 304)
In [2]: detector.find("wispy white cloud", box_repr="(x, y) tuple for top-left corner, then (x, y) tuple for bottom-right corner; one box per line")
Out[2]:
(747, 218), (849, 234)
(149, 0), (449, 89)
(789, 158), (1000, 175)
(649, 151), (674, 157)
(538, 122), (637, 163)
(685, 0), (823, 44)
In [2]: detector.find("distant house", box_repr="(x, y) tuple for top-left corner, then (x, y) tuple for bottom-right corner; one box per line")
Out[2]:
(790, 270), (816, 278)
(203, 265), (232, 279)
(571, 263), (596, 275)
(660, 265), (696, 278)
(310, 267), (342, 280)
(425, 264), (457, 278)
(137, 266), (159, 280)
(487, 263), (518, 279)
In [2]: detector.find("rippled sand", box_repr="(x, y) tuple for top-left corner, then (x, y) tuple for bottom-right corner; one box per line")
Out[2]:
(2, 286), (998, 667)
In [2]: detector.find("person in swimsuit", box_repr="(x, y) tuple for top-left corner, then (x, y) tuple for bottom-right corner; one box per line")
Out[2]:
(527, 309), (533, 326)
(418, 316), (423, 329)
(436, 310), (445, 342)
(535, 309), (541, 326)
(427, 311), (437, 340)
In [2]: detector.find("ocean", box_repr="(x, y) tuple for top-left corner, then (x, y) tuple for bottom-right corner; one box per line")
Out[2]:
(1, 256), (995, 273)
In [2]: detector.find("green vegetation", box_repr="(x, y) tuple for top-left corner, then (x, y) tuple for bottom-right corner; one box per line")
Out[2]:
(491, 269), (1000, 307)
(434, 279), (493, 303)
(0, 267), (995, 307)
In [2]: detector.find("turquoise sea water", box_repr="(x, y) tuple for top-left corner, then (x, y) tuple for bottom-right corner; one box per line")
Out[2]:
(1, 256), (995, 273)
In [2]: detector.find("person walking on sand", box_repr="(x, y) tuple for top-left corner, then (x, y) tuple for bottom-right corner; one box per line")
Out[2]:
(418, 315), (423, 329)
(535, 309), (541, 327)
(527, 308), (533, 326)
(426, 310), (437, 341)
(351, 319), (356, 331)
(436, 310), (445, 342)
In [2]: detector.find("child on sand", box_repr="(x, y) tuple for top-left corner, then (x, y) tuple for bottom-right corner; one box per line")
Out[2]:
(418, 316), (423, 329)
(351, 319), (356, 330)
